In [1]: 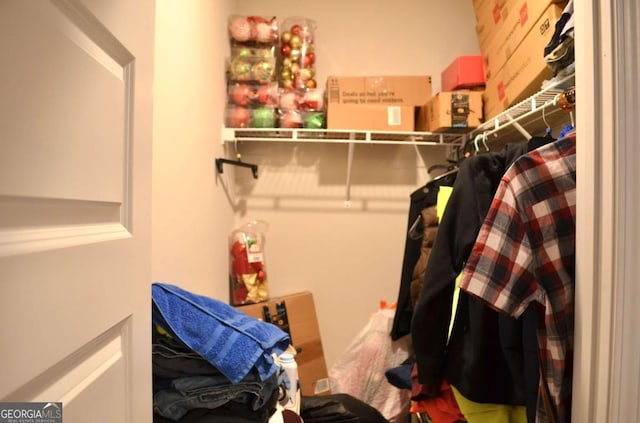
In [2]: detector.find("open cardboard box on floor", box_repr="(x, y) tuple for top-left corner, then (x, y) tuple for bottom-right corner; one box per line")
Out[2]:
(235, 292), (331, 396)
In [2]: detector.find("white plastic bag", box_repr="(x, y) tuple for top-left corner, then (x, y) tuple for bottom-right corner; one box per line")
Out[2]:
(329, 302), (411, 422)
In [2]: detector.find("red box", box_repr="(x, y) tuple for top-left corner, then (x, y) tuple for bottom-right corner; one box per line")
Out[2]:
(441, 56), (486, 91)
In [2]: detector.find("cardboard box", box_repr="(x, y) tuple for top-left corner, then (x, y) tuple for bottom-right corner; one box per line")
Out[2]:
(327, 103), (416, 131)
(473, 0), (511, 54)
(474, 0), (564, 19)
(441, 56), (486, 91)
(482, 5), (559, 119)
(326, 75), (432, 107)
(416, 91), (483, 132)
(235, 292), (330, 396)
(475, 0), (559, 59)
(482, 2), (566, 81)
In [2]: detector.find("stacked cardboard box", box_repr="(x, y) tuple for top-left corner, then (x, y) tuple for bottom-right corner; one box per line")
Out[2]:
(441, 55), (486, 92)
(326, 75), (432, 131)
(416, 91), (483, 133)
(471, 0), (568, 119)
(482, 4), (565, 118)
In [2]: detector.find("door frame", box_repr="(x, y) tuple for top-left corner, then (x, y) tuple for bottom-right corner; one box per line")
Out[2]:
(573, 0), (640, 421)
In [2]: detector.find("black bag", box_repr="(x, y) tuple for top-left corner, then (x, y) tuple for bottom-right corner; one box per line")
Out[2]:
(300, 393), (389, 423)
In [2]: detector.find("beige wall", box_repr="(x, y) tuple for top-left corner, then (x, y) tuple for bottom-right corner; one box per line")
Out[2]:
(153, 0), (478, 369)
(152, 0), (235, 297)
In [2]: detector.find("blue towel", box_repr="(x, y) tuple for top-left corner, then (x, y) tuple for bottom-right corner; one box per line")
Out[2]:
(151, 282), (290, 384)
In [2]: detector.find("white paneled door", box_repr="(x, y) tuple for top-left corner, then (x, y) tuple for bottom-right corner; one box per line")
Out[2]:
(0, 0), (154, 422)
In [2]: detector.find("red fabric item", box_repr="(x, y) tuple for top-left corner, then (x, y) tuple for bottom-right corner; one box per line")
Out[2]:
(410, 364), (466, 423)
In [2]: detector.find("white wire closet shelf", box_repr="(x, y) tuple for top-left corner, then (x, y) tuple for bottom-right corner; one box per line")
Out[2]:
(218, 72), (575, 207)
(221, 126), (465, 146)
(468, 72), (576, 146)
(221, 71), (575, 148)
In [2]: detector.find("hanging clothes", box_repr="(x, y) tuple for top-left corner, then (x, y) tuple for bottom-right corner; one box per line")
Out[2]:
(409, 188), (466, 423)
(409, 205), (440, 309)
(391, 171), (457, 340)
(411, 142), (530, 406)
(459, 134), (576, 423)
(450, 385), (527, 423)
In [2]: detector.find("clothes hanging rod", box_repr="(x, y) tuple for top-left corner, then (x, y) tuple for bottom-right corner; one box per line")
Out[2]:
(480, 85), (576, 143)
(469, 73), (576, 142)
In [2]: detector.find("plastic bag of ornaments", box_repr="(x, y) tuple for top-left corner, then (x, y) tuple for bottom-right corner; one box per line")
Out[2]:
(279, 17), (317, 90)
(279, 110), (326, 129)
(278, 88), (325, 112)
(228, 46), (277, 84)
(278, 87), (325, 129)
(228, 220), (270, 305)
(225, 82), (278, 128)
(227, 82), (278, 108)
(228, 15), (279, 46)
(226, 105), (277, 128)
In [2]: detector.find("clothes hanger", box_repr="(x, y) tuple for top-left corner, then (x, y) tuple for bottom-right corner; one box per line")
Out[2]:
(542, 105), (555, 140)
(527, 106), (556, 151)
(408, 163), (460, 238)
(429, 166), (459, 184)
(427, 163), (455, 174)
(472, 132), (490, 154)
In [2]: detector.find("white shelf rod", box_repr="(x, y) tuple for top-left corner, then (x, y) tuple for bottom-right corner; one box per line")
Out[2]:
(344, 136), (356, 208)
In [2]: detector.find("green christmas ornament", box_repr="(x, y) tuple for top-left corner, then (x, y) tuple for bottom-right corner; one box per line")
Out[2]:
(304, 112), (326, 129)
(252, 107), (276, 128)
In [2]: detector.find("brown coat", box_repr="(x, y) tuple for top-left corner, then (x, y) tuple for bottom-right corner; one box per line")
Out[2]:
(409, 205), (439, 309)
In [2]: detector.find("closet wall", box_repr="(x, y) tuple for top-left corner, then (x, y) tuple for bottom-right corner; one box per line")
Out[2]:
(150, 1), (640, 421)
(152, 0), (235, 294)
(152, 0), (479, 368)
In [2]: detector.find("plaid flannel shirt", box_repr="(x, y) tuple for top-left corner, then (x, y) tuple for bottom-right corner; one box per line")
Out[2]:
(459, 134), (576, 423)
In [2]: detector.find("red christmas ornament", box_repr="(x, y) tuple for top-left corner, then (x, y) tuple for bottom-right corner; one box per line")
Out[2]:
(233, 282), (248, 304)
(232, 254), (253, 275)
(290, 24), (302, 35)
(227, 106), (251, 128)
(256, 84), (277, 105)
(231, 240), (246, 258)
(306, 52), (316, 66)
(301, 89), (324, 111)
(281, 44), (292, 57)
(280, 111), (303, 128)
(230, 83), (254, 106)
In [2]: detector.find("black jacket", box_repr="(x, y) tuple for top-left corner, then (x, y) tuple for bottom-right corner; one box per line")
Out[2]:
(411, 143), (532, 406)
(391, 172), (456, 340)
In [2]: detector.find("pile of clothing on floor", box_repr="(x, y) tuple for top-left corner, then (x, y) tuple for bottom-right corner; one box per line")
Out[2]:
(151, 282), (290, 422)
(151, 282), (391, 423)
